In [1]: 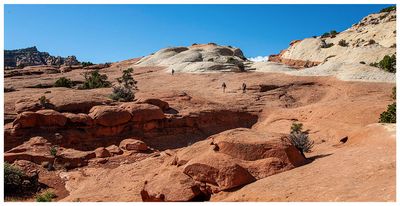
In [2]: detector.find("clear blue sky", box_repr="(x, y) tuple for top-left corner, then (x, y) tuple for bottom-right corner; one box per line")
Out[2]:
(5, 4), (394, 63)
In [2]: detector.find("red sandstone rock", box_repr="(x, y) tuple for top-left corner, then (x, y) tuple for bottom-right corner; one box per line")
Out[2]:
(94, 147), (111, 158)
(119, 103), (165, 122)
(13, 109), (67, 128)
(56, 148), (96, 169)
(63, 112), (94, 126)
(4, 136), (54, 165)
(141, 167), (202, 201)
(119, 139), (148, 151)
(139, 98), (170, 111)
(105, 145), (123, 155)
(89, 105), (132, 126)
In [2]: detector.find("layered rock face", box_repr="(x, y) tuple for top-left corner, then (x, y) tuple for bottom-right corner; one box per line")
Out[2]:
(5, 46), (80, 68)
(136, 43), (247, 72)
(268, 10), (396, 69)
(5, 99), (258, 151)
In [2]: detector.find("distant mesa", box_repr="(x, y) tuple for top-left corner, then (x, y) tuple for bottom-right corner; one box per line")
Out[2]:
(4, 46), (80, 69)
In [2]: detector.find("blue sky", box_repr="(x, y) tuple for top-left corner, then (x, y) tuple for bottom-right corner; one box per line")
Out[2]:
(5, 4), (393, 63)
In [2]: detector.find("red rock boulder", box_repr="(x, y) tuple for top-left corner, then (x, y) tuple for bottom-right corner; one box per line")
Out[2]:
(89, 105), (132, 126)
(119, 139), (148, 151)
(119, 103), (165, 122)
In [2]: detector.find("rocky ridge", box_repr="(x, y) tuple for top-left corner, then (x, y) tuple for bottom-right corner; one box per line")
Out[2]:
(5, 46), (80, 69)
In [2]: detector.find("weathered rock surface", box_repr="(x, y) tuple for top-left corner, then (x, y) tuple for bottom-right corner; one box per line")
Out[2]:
(120, 103), (165, 122)
(119, 139), (148, 151)
(136, 43), (247, 72)
(89, 106), (132, 126)
(13, 110), (67, 129)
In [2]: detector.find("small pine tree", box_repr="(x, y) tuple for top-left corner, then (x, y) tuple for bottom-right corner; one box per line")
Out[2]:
(287, 122), (314, 158)
(378, 54), (396, 73)
(110, 68), (137, 102)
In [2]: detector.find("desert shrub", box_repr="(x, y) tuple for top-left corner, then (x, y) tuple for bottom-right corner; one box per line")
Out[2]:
(378, 54), (396, 73)
(379, 102), (396, 123)
(54, 77), (73, 88)
(360, 61), (366, 64)
(380, 5), (396, 13)
(370, 62), (379, 67)
(4, 87), (16, 93)
(369, 39), (376, 45)
(80, 70), (111, 89)
(338, 39), (348, 47)
(287, 122), (314, 158)
(330, 30), (338, 35)
(38, 96), (50, 108)
(321, 32), (330, 38)
(50, 146), (58, 157)
(392, 86), (396, 100)
(35, 190), (56, 202)
(390, 43), (396, 48)
(109, 86), (135, 102)
(110, 68), (137, 102)
(321, 42), (334, 48)
(4, 162), (24, 194)
(81, 61), (94, 67)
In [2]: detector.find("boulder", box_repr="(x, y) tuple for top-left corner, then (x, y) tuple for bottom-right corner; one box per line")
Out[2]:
(89, 105), (132, 126)
(56, 148), (96, 169)
(14, 99), (42, 113)
(63, 112), (94, 126)
(36, 109), (67, 127)
(5, 136), (54, 165)
(139, 98), (170, 111)
(106, 145), (123, 155)
(119, 139), (148, 151)
(120, 103), (165, 122)
(141, 167), (203, 201)
(13, 110), (67, 129)
(94, 147), (111, 158)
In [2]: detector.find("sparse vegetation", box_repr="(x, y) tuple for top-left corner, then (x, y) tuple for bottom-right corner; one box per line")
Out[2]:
(50, 146), (58, 157)
(379, 86), (396, 123)
(380, 5), (396, 13)
(379, 102), (396, 123)
(287, 122), (314, 158)
(79, 70), (111, 89)
(370, 54), (396, 73)
(81, 61), (94, 67)
(35, 190), (56, 202)
(109, 68), (137, 102)
(4, 162), (24, 195)
(360, 61), (366, 64)
(4, 87), (16, 92)
(322, 30), (338, 38)
(54, 77), (73, 88)
(321, 42), (334, 48)
(368, 39), (376, 45)
(338, 39), (348, 47)
(38, 96), (50, 108)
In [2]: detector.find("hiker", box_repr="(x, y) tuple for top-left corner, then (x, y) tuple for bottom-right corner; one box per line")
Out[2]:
(171, 69), (175, 75)
(222, 82), (227, 93)
(242, 83), (247, 93)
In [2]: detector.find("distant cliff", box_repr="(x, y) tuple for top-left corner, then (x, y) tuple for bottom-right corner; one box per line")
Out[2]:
(4, 46), (80, 68)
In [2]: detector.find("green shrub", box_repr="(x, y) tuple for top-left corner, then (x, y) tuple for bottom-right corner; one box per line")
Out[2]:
(35, 190), (56, 202)
(38, 96), (50, 108)
(4, 87), (16, 93)
(4, 162), (24, 194)
(110, 68), (137, 102)
(81, 61), (94, 67)
(321, 32), (330, 38)
(80, 70), (111, 89)
(54, 77), (73, 88)
(287, 122), (314, 158)
(380, 6), (396, 13)
(392, 87), (396, 100)
(379, 102), (396, 123)
(338, 39), (348, 47)
(109, 86), (135, 102)
(378, 54), (396, 73)
(321, 42), (334, 48)
(50, 146), (58, 157)
(330, 30), (338, 35)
